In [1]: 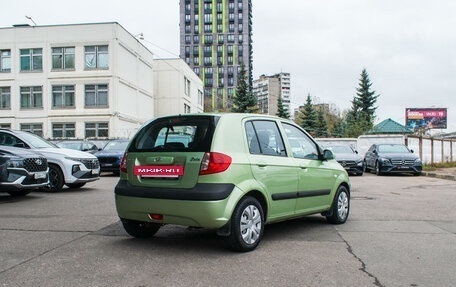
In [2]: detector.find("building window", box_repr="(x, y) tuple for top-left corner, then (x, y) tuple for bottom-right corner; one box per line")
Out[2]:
(203, 56), (212, 65)
(198, 90), (203, 106)
(204, 35), (213, 44)
(85, 122), (108, 138)
(52, 123), (75, 138)
(52, 85), (75, 108)
(193, 35), (200, 44)
(204, 13), (212, 23)
(217, 34), (224, 44)
(85, 84), (108, 108)
(238, 13), (243, 20)
(229, 23), (235, 32)
(185, 24), (191, 33)
(185, 35), (191, 44)
(227, 34), (235, 43)
(194, 67), (200, 76)
(20, 123), (43, 137)
(20, 48), (42, 71)
(184, 77), (191, 96)
(20, 86), (42, 109)
(0, 123), (11, 129)
(238, 23), (243, 32)
(204, 24), (212, 32)
(0, 87), (11, 109)
(0, 50), (11, 72)
(229, 13), (235, 21)
(52, 47), (75, 70)
(193, 57), (200, 65)
(184, 103), (191, 114)
(238, 35), (243, 43)
(84, 45), (108, 69)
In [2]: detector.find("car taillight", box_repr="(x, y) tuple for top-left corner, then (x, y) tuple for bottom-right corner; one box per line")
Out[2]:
(199, 152), (232, 175)
(120, 153), (127, 173)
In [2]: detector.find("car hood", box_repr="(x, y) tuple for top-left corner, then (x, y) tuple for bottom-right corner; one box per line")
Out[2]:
(31, 147), (97, 159)
(95, 151), (124, 157)
(378, 152), (420, 160)
(334, 153), (362, 161)
(0, 146), (42, 158)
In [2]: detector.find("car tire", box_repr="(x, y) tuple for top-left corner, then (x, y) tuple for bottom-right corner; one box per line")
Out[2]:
(225, 196), (264, 252)
(121, 218), (161, 238)
(326, 185), (350, 224)
(65, 183), (86, 189)
(364, 160), (370, 172)
(45, 164), (65, 192)
(7, 190), (31, 196)
(375, 161), (383, 176)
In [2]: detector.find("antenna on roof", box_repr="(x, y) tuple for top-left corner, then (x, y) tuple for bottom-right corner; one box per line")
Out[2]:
(25, 15), (37, 26)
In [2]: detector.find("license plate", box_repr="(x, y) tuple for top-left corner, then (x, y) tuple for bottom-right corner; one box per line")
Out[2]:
(134, 165), (184, 177)
(34, 172), (47, 179)
(398, 166), (409, 169)
(102, 163), (113, 167)
(92, 169), (99, 175)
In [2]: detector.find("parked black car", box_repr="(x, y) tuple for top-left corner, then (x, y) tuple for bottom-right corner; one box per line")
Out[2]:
(364, 143), (422, 176)
(0, 146), (49, 196)
(324, 144), (364, 176)
(94, 139), (129, 175)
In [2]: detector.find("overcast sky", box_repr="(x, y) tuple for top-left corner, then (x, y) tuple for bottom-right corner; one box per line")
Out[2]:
(2, 0), (455, 132)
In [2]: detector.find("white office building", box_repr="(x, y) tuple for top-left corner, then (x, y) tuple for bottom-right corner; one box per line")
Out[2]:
(0, 22), (203, 139)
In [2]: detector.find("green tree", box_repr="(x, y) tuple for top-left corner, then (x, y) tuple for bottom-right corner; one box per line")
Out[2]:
(299, 94), (318, 135)
(315, 107), (328, 137)
(345, 68), (380, 137)
(276, 95), (290, 119)
(231, 64), (258, 113)
(331, 118), (346, 138)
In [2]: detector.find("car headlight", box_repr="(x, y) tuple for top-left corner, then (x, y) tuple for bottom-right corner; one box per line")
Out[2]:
(379, 157), (391, 164)
(7, 159), (24, 168)
(356, 159), (363, 166)
(415, 158), (422, 164)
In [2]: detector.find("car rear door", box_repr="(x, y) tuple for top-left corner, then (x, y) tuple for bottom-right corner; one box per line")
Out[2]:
(245, 120), (298, 220)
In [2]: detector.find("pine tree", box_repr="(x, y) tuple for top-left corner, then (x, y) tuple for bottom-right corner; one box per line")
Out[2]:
(345, 68), (380, 137)
(315, 107), (328, 137)
(276, 95), (290, 119)
(231, 64), (258, 113)
(299, 95), (318, 135)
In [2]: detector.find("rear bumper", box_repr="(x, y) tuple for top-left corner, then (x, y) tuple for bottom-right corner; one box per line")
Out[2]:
(114, 180), (238, 228)
(114, 180), (234, 201)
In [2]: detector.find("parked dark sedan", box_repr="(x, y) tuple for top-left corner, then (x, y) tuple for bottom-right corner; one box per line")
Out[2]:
(325, 144), (364, 176)
(364, 143), (422, 176)
(0, 146), (49, 196)
(94, 139), (129, 175)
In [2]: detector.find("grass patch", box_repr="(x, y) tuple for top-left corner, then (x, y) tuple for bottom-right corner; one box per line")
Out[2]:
(423, 161), (456, 171)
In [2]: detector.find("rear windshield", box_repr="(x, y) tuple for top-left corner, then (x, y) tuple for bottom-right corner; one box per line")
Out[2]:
(129, 116), (219, 152)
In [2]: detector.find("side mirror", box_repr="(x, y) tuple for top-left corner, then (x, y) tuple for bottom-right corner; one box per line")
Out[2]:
(322, 149), (335, 160)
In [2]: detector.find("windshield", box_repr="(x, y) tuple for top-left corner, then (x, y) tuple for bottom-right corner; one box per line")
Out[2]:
(326, 145), (354, 154)
(104, 140), (129, 151)
(378, 144), (410, 153)
(19, 132), (57, 148)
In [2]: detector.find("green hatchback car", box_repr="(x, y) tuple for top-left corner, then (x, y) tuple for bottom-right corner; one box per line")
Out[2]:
(115, 113), (350, 252)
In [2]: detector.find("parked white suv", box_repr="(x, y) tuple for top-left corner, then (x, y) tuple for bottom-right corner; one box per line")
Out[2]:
(0, 129), (100, 192)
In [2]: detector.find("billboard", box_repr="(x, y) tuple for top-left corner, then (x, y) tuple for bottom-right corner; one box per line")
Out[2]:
(405, 108), (447, 130)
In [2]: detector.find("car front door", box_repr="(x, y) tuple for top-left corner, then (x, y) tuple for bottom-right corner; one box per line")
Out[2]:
(281, 123), (336, 214)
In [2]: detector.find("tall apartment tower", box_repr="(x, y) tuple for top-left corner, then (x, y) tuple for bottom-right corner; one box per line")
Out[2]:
(179, 0), (253, 111)
(253, 73), (291, 117)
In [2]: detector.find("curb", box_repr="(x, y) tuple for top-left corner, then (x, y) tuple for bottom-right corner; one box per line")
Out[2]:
(422, 171), (456, 181)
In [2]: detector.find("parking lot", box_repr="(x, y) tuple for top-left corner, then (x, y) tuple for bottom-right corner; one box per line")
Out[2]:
(1, 173), (455, 287)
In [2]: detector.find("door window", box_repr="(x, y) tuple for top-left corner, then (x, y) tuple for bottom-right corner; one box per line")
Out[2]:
(281, 123), (319, 160)
(246, 120), (286, 156)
